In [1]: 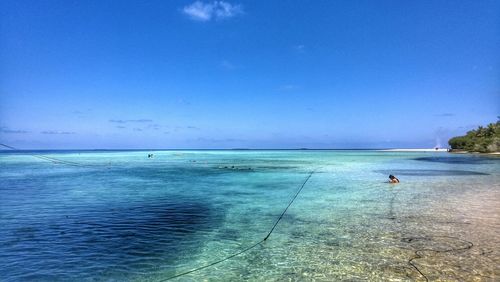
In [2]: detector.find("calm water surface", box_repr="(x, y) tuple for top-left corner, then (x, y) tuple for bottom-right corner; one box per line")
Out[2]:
(1, 150), (499, 281)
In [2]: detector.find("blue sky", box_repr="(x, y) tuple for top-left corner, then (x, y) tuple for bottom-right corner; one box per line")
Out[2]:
(1, 0), (499, 149)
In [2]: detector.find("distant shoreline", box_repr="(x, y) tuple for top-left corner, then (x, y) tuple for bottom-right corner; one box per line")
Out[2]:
(379, 148), (449, 152)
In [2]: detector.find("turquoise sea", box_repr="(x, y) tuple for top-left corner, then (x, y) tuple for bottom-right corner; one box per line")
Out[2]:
(1, 150), (499, 281)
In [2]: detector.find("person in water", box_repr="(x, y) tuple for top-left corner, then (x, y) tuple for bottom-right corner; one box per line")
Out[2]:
(389, 174), (400, 183)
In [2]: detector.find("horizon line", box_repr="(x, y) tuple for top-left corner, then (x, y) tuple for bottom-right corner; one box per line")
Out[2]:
(0, 147), (448, 152)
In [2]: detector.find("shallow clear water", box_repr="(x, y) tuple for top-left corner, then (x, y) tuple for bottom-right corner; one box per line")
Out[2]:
(1, 150), (499, 281)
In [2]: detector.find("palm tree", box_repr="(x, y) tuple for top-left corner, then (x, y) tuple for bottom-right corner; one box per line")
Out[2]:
(476, 126), (485, 137)
(486, 123), (495, 137)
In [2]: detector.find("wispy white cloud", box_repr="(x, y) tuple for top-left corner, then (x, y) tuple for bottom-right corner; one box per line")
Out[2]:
(170, 125), (201, 132)
(182, 1), (242, 22)
(183, 1), (212, 21)
(434, 113), (455, 117)
(41, 130), (75, 135)
(109, 119), (153, 124)
(0, 127), (29, 134)
(119, 123), (161, 131)
(214, 1), (241, 18)
(146, 124), (161, 130)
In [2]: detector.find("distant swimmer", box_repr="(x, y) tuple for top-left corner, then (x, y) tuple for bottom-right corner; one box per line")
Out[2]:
(389, 174), (400, 183)
(148, 154), (154, 158)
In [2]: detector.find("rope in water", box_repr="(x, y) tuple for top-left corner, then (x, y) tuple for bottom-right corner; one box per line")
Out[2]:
(264, 170), (314, 241)
(0, 143), (103, 167)
(160, 170), (315, 281)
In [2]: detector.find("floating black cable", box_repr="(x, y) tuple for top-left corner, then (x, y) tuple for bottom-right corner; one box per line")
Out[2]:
(161, 240), (265, 281)
(0, 143), (19, 150)
(0, 143), (97, 167)
(160, 170), (315, 281)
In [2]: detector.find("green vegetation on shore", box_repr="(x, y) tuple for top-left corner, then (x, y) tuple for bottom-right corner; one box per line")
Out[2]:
(448, 119), (500, 153)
